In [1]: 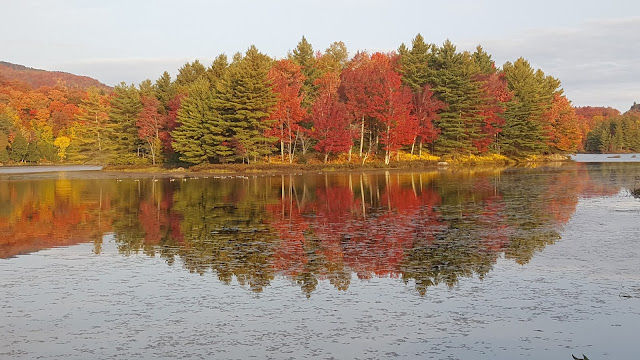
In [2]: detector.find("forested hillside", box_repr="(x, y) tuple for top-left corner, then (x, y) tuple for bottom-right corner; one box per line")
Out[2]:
(0, 62), (110, 90)
(1, 36), (636, 166)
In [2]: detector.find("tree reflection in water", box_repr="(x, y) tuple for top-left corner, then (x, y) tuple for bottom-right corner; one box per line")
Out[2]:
(2, 163), (637, 296)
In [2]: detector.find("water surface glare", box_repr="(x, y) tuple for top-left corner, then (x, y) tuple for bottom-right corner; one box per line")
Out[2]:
(1, 163), (639, 359)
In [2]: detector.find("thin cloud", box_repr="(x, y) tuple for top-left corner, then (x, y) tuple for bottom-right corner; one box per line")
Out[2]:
(476, 17), (640, 111)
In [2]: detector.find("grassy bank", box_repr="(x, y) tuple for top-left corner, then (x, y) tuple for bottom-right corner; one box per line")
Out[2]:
(100, 153), (572, 175)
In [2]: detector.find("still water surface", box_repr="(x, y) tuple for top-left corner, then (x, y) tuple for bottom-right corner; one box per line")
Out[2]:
(1, 162), (639, 359)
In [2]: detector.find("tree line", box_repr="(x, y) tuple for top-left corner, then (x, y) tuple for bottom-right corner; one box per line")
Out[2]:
(2, 35), (634, 165)
(582, 104), (640, 153)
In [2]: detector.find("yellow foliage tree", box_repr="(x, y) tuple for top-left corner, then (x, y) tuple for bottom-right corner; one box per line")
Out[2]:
(54, 136), (71, 160)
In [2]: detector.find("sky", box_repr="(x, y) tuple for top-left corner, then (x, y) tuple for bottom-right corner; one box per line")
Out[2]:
(1, 0), (639, 111)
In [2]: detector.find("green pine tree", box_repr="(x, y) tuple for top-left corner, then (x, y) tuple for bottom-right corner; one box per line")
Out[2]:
(471, 45), (496, 75)
(138, 79), (156, 98)
(206, 54), (229, 87)
(109, 83), (144, 164)
(289, 36), (319, 110)
(155, 71), (177, 112)
(428, 40), (484, 155)
(172, 77), (232, 164)
(215, 45), (277, 163)
(175, 60), (207, 92)
(9, 133), (29, 162)
(499, 58), (559, 157)
(398, 33), (433, 92)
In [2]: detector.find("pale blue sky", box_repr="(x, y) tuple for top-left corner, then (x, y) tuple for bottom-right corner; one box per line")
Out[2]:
(2, 0), (639, 111)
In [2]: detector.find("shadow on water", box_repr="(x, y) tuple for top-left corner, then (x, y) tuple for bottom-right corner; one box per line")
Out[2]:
(1, 162), (639, 296)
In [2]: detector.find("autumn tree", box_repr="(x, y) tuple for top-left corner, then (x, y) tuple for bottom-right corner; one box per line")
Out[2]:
(69, 87), (110, 163)
(316, 41), (349, 76)
(367, 53), (418, 164)
(311, 72), (352, 162)
(340, 52), (376, 158)
(267, 59), (306, 163)
(398, 34), (445, 157)
(542, 94), (581, 153)
(472, 46), (512, 153)
(137, 96), (166, 164)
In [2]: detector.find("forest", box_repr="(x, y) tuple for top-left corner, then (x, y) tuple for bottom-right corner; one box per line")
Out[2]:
(1, 35), (638, 166)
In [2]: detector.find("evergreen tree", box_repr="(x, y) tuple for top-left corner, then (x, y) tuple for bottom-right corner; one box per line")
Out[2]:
(155, 71), (176, 111)
(9, 133), (29, 162)
(471, 45), (496, 75)
(109, 82), (144, 164)
(214, 46), (277, 163)
(138, 79), (156, 98)
(398, 34), (444, 155)
(428, 40), (484, 155)
(398, 34), (432, 91)
(289, 36), (319, 109)
(0, 113), (15, 163)
(206, 54), (229, 87)
(26, 141), (40, 162)
(172, 77), (231, 164)
(175, 60), (207, 91)
(499, 58), (559, 157)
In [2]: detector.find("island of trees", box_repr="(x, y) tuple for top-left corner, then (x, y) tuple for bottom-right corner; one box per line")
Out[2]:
(1, 35), (638, 167)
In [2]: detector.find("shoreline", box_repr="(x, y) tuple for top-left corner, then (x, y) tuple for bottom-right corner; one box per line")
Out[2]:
(0, 155), (576, 176)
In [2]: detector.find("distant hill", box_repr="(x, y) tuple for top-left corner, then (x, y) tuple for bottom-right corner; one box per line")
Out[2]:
(0, 61), (111, 90)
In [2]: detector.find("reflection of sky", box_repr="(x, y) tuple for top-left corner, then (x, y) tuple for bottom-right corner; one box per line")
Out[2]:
(1, 193), (639, 359)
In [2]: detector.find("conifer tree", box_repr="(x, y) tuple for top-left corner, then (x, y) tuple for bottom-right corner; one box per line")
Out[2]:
(206, 54), (229, 87)
(214, 46), (277, 163)
(138, 79), (155, 98)
(155, 71), (176, 111)
(428, 40), (483, 155)
(398, 34), (432, 91)
(500, 58), (560, 156)
(290, 36), (319, 109)
(109, 82), (143, 163)
(172, 77), (231, 164)
(398, 34), (445, 156)
(175, 60), (207, 91)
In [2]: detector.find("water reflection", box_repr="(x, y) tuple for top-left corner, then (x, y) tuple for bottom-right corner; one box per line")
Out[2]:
(1, 163), (638, 295)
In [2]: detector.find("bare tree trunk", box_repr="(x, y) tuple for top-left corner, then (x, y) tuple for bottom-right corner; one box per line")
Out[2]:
(280, 140), (284, 162)
(359, 115), (365, 157)
(288, 121), (294, 163)
(147, 139), (156, 165)
(410, 136), (416, 159)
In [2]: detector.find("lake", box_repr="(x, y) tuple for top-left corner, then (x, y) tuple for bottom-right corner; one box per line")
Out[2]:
(1, 160), (639, 359)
